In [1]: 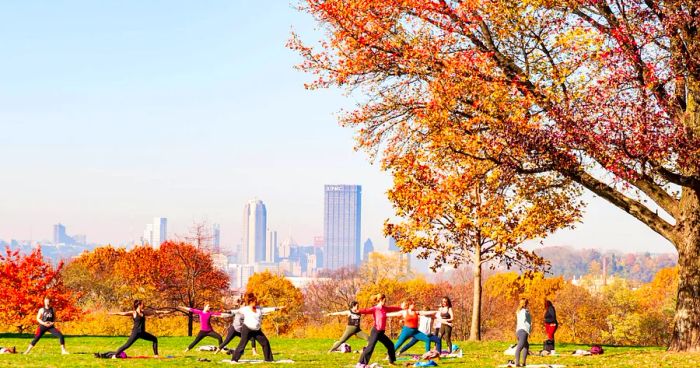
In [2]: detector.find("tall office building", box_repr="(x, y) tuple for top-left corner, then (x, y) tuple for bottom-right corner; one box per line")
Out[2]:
(266, 229), (277, 263)
(242, 199), (267, 264)
(323, 184), (362, 270)
(212, 224), (221, 253)
(152, 217), (168, 248)
(363, 238), (374, 262)
(142, 224), (153, 246)
(53, 223), (75, 245)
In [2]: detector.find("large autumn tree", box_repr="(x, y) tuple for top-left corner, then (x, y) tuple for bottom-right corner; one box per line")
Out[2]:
(0, 247), (80, 332)
(385, 153), (580, 340)
(292, 0), (700, 351)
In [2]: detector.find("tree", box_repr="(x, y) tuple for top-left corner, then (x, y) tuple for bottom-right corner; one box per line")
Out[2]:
(0, 247), (79, 332)
(246, 271), (304, 335)
(384, 152), (579, 340)
(292, 0), (700, 351)
(158, 241), (230, 336)
(63, 246), (128, 309)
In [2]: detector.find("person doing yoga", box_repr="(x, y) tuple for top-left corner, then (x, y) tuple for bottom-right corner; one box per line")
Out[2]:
(390, 300), (441, 354)
(179, 303), (224, 352)
(230, 293), (284, 362)
(326, 301), (368, 352)
(24, 296), (69, 355)
(109, 300), (169, 358)
(218, 296), (258, 355)
(397, 309), (441, 355)
(357, 293), (402, 367)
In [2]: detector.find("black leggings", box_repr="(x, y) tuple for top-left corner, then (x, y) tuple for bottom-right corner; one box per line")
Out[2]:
(115, 331), (158, 356)
(231, 325), (272, 362)
(440, 324), (453, 352)
(188, 330), (223, 350)
(359, 327), (396, 365)
(219, 327), (257, 350)
(30, 325), (65, 346)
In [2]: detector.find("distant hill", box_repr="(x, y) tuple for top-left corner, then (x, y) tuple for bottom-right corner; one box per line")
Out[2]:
(536, 246), (677, 282)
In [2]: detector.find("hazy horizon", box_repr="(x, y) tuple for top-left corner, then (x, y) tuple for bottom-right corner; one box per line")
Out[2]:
(0, 1), (677, 255)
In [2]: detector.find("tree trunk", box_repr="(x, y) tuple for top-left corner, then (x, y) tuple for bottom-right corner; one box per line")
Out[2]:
(669, 188), (700, 351)
(187, 311), (193, 337)
(469, 250), (482, 341)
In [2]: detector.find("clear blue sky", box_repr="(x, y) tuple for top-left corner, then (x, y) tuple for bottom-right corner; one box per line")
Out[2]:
(0, 1), (676, 255)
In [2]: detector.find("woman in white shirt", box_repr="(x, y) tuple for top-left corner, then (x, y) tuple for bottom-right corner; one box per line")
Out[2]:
(514, 298), (531, 367)
(230, 293), (284, 362)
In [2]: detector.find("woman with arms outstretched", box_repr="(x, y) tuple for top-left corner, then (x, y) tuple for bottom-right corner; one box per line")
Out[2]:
(179, 303), (225, 352)
(109, 300), (169, 358)
(326, 301), (368, 352)
(357, 293), (402, 367)
(230, 293), (284, 362)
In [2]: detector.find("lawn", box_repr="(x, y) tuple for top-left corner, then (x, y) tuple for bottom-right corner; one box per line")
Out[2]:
(1, 334), (700, 367)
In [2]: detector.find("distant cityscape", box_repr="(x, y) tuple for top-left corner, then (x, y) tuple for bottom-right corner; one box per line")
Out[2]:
(0, 184), (409, 290)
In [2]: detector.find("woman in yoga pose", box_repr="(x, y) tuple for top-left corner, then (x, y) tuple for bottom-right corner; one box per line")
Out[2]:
(230, 293), (284, 362)
(326, 301), (368, 352)
(217, 297), (258, 355)
(179, 303), (224, 352)
(109, 300), (169, 358)
(357, 293), (402, 367)
(23, 296), (69, 355)
(390, 300), (441, 354)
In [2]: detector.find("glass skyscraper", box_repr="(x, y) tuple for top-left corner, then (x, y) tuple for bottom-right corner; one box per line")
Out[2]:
(242, 199), (267, 264)
(323, 184), (362, 270)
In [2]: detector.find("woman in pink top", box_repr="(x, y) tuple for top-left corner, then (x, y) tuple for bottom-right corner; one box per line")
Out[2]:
(179, 303), (224, 352)
(357, 293), (402, 367)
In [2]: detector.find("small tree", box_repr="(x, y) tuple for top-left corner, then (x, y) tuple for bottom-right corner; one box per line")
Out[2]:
(385, 155), (580, 340)
(0, 247), (79, 332)
(246, 271), (304, 335)
(158, 241), (230, 336)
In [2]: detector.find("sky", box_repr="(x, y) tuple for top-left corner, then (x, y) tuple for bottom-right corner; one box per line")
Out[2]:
(0, 1), (677, 255)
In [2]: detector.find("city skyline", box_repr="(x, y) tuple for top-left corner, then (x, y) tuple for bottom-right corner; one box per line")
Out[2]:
(0, 1), (677, 255)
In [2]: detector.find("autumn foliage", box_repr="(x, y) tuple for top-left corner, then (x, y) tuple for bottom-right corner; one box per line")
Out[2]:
(0, 247), (80, 333)
(292, 0), (699, 351)
(246, 271), (304, 336)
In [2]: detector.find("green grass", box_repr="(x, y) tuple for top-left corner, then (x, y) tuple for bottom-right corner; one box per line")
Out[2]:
(1, 334), (700, 367)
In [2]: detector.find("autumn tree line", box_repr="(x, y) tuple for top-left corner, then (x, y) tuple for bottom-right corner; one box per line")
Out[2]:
(0, 244), (678, 348)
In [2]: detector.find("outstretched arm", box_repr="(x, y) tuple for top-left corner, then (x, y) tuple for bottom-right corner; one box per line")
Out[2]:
(261, 306), (285, 315)
(418, 311), (438, 316)
(108, 311), (134, 317)
(326, 310), (351, 317)
(386, 310), (405, 318)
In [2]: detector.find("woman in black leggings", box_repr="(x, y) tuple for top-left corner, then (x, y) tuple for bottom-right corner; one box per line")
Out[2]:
(24, 296), (69, 355)
(436, 296), (454, 353)
(109, 300), (168, 358)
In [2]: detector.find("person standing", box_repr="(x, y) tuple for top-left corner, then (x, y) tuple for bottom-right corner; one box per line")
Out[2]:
(357, 293), (402, 366)
(515, 298), (531, 367)
(230, 293), (284, 362)
(544, 299), (558, 351)
(23, 296), (69, 355)
(180, 303), (224, 352)
(397, 305), (441, 354)
(109, 300), (169, 358)
(436, 297), (454, 353)
(326, 301), (368, 352)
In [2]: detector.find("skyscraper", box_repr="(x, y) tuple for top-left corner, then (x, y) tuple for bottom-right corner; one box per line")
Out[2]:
(266, 229), (277, 263)
(53, 223), (73, 245)
(242, 199), (267, 264)
(152, 217), (168, 248)
(323, 184), (362, 270)
(363, 238), (374, 261)
(212, 223), (221, 253)
(142, 224), (153, 246)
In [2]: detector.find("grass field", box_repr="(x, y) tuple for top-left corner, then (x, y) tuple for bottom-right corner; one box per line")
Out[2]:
(1, 334), (700, 367)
